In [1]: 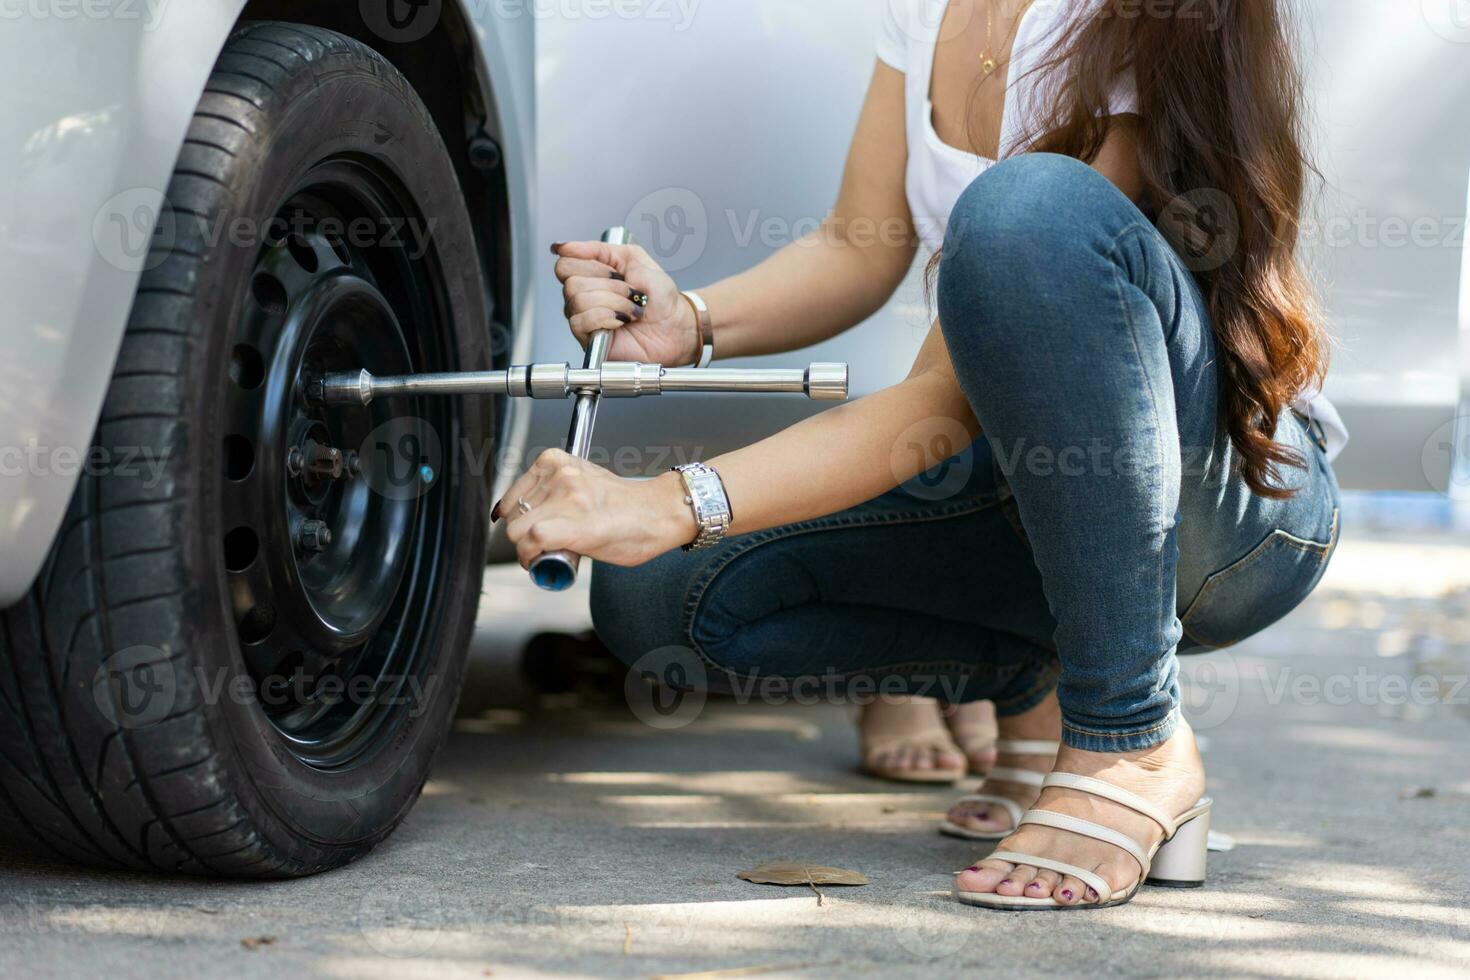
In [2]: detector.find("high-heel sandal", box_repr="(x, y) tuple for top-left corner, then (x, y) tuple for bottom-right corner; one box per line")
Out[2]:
(953, 772), (1213, 911)
(938, 739), (1059, 840)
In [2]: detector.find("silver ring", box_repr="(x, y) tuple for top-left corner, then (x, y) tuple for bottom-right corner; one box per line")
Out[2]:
(516, 497), (534, 515)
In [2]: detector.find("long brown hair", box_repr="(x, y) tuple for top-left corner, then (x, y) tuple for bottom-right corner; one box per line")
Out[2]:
(940, 0), (1327, 498)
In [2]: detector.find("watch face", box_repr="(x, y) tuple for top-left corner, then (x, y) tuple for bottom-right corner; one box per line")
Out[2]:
(686, 471), (729, 518)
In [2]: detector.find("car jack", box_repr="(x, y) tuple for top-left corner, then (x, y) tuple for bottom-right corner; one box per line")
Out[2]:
(312, 227), (849, 593)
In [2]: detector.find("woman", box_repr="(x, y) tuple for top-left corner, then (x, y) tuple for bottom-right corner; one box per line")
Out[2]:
(498, 0), (1345, 910)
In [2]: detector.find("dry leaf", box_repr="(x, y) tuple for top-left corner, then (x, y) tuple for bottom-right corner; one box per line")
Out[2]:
(240, 936), (277, 950)
(736, 861), (868, 887)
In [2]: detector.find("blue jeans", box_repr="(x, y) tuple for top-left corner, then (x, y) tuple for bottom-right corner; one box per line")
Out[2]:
(591, 154), (1341, 753)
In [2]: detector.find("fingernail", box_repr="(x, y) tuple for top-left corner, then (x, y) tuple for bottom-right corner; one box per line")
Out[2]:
(549, 242), (566, 255)
(491, 502), (502, 521)
(630, 304), (644, 319)
(615, 313), (631, 324)
(609, 272), (625, 282)
(1061, 889), (1074, 901)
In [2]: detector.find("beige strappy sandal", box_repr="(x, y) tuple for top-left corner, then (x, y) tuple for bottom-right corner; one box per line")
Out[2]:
(859, 700), (967, 785)
(938, 739), (1059, 840)
(953, 773), (1213, 911)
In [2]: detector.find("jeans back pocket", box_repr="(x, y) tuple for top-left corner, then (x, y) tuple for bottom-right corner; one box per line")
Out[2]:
(1181, 509), (1340, 649)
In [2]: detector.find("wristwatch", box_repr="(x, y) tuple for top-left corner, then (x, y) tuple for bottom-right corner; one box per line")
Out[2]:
(673, 462), (732, 550)
(681, 290), (714, 369)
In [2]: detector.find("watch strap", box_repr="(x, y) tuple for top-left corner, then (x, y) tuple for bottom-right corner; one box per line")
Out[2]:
(674, 462), (731, 551)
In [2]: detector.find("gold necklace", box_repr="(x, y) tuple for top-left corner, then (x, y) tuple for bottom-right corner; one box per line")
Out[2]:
(978, 0), (1034, 78)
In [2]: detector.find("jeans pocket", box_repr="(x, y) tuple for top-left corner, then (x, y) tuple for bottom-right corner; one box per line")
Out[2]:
(1181, 509), (1340, 649)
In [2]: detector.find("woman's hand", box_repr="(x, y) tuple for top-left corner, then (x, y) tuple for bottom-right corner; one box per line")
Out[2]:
(494, 450), (697, 569)
(552, 241), (698, 366)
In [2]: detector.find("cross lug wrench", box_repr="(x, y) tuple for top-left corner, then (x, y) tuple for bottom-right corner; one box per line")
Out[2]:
(309, 228), (850, 591)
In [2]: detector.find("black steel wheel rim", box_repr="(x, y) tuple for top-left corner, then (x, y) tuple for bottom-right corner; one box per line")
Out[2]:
(219, 157), (456, 769)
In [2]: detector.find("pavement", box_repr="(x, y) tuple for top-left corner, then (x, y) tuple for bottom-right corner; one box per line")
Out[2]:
(2, 516), (1469, 979)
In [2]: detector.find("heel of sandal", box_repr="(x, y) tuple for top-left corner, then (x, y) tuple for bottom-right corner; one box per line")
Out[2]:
(1146, 809), (1210, 888)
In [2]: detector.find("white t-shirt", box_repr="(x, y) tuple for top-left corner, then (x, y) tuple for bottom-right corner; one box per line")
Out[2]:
(877, 0), (1347, 461)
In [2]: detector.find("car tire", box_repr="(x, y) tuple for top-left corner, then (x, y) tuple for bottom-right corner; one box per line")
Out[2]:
(0, 22), (493, 877)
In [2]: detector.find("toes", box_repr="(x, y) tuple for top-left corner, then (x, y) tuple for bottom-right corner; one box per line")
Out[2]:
(933, 748), (966, 772)
(1055, 875), (1089, 906)
(1026, 869), (1060, 899)
(967, 744), (999, 773)
(946, 799), (1015, 834)
(954, 859), (1012, 895)
(996, 865), (1036, 897)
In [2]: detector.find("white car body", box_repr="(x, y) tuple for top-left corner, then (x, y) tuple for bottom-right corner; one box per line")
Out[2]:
(3, 0), (1467, 603)
(528, 0), (1470, 496)
(0, 0), (536, 604)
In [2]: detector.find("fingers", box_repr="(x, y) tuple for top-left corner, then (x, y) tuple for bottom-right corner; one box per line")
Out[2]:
(563, 277), (644, 318)
(552, 240), (654, 273)
(554, 256), (619, 284)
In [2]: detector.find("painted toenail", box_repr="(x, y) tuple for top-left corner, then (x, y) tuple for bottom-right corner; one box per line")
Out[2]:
(966, 866), (982, 872)
(1027, 882), (1045, 893)
(999, 880), (1014, 888)
(1087, 889), (1099, 901)
(1061, 889), (1074, 901)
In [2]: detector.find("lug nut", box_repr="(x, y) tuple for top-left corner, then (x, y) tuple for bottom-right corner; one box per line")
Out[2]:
(299, 519), (332, 552)
(346, 451), (361, 477)
(304, 440), (345, 481)
(286, 448), (304, 477)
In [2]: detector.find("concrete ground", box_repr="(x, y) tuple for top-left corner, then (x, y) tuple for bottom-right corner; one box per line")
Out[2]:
(3, 518), (1469, 979)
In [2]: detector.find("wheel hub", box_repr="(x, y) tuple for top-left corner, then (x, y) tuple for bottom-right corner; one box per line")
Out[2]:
(218, 170), (455, 763)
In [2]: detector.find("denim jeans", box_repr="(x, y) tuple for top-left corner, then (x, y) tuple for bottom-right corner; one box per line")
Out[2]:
(591, 154), (1341, 753)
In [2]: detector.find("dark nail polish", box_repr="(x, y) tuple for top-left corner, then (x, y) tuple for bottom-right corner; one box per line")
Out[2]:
(966, 866), (981, 873)
(491, 502), (502, 521)
(1061, 889), (1074, 901)
(615, 313), (631, 324)
(1087, 889), (1099, 901)
(609, 272), (625, 282)
(550, 242), (566, 255)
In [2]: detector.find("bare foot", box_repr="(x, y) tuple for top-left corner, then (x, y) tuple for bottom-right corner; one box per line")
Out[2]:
(942, 700), (999, 774)
(858, 698), (965, 782)
(955, 719), (1207, 906)
(944, 693), (1059, 835)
